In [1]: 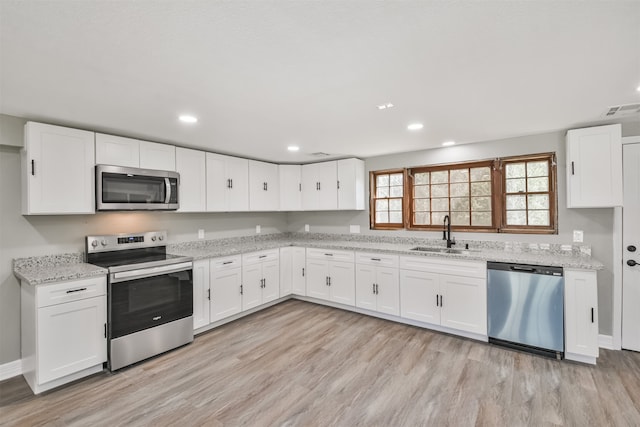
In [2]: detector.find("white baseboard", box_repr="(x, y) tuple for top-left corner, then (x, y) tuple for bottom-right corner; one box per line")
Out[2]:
(599, 334), (615, 350)
(0, 359), (22, 381)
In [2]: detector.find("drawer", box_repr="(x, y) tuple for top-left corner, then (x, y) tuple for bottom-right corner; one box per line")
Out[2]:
(306, 248), (354, 262)
(399, 256), (486, 278)
(36, 276), (106, 308)
(242, 249), (279, 265)
(356, 252), (399, 267)
(211, 255), (242, 270)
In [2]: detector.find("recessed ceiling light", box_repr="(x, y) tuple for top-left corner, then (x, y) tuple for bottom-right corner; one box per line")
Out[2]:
(407, 123), (424, 130)
(178, 115), (198, 123)
(442, 141), (456, 147)
(377, 103), (394, 110)
(287, 145), (300, 152)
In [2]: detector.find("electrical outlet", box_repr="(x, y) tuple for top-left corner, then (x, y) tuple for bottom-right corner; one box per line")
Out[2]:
(350, 225), (361, 233)
(573, 230), (584, 243)
(256, 225), (261, 234)
(304, 224), (310, 232)
(198, 229), (205, 239)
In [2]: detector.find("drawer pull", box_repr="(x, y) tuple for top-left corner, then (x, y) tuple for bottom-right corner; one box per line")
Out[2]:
(371, 258), (381, 261)
(66, 287), (87, 294)
(324, 253), (334, 256)
(259, 255), (268, 259)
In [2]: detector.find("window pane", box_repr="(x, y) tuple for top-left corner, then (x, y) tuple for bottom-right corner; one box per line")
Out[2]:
(450, 183), (469, 197)
(472, 212), (492, 226)
(375, 212), (389, 223)
(375, 199), (388, 211)
(389, 211), (403, 223)
(376, 186), (389, 198)
(389, 198), (402, 211)
(431, 184), (449, 197)
(470, 167), (491, 181)
(451, 197), (469, 211)
(471, 181), (491, 196)
(431, 171), (449, 184)
(528, 210), (550, 226)
(451, 212), (470, 226)
(528, 194), (549, 210)
(527, 177), (549, 192)
(506, 178), (526, 193)
(414, 198), (429, 211)
(414, 185), (429, 198)
(414, 212), (430, 225)
(390, 173), (403, 186)
(390, 186), (403, 197)
(527, 161), (548, 177)
(414, 172), (429, 185)
(432, 211), (447, 225)
(471, 196), (491, 211)
(431, 198), (449, 211)
(450, 169), (469, 183)
(376, 174), (389, 187)
(506, 195), (526, 210)
(506, 163), (526, 178)
(506, 210), (527, 225)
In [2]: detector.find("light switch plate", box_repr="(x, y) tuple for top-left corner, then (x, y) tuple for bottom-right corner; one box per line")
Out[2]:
(305, 224), (310, 232)
(573, 230), (584, 243)
(350, 225), (361, 233)
(198, 229), (205, 239)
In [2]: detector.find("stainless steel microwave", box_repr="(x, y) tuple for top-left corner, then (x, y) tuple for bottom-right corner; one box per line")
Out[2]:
(96, 165), (179, 211)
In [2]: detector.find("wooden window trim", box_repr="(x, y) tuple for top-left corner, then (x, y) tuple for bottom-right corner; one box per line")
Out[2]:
(369, 169), (405, 230)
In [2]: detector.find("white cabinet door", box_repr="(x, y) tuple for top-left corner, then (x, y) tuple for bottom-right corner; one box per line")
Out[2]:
(226, 155), (249, 211)
(139, 141), (176, 171)
(301, 161), (338, 210)
(400, 269), (440, 324)
(337, 158), (365, 210)
(306, 259), (330, 300)
(176, 147), (206, 212)
(37, 296), (106, 384)
(301, 163), (320, 210)
(262, 259), (280, 303)
(292, 247), (306, 295)
(95, 133), (139, 167)
(249, 160), (279, 211)
(210, 265), (242, 322)
(565, 269), (599, 361)
(242, 263), (263, 310)
(440, 274), (487, 335)
(376, 266), (400, 316)
(566, 124), (622, 208)
(22, 122), (95, 214)
(280, 247), (293, 296)
(355, 264), (377, 311)
(206, 152), (227, 212)
(279, 165), (302, 211)
(329, 261), (355, 306)
(192, 260), (210, 330)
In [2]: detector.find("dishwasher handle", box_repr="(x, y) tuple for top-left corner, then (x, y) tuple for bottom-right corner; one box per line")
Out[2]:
(509, 265), (537, 273)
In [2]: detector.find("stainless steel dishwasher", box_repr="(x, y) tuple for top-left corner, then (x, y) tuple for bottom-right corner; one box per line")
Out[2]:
(487, 262), (564, 359)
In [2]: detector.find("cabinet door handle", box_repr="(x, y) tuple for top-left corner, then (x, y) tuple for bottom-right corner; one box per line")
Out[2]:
(375, 284), (379, 295)
(326, 276), (329, 286)
(440, 295), (443, 307)
(571, 161), (575, 175)
(328, 276), (331, 286)
(318, 182), (321, 191)
(337, 180), (340, 189)
(66, 287), (87, 294)
(591, 307), (595, 323)
(324, 253), (333, 257)
(230, 179), (233, 189)
(371, 258), (381, 261)
(436, 295), (439, 307)
(259, 255), (267, 259)
(263, 182), (267, 191)
(299, 183), (302, 192)
(31, 159), (35, 176)
(302, 267), (305, 277)
(207, 289), (211, 300)
(240, 284), (243, 295)
(223, 261), (233, 265)
(372, 283), (375, 294)
(104, 323), (107, 338)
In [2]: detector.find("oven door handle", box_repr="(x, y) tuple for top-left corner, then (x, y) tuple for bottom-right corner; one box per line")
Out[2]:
(111, 261), (193, 283)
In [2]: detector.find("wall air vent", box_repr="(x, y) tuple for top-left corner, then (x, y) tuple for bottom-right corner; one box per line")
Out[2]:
(604, 103), (640, 117)
(311, 152), (331, 157)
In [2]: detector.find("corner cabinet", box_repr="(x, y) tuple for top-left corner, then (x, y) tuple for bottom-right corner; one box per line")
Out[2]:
(242, 250), (280, 310)
(566, 124), (622, 208)
(279, 165), (302, 211)
(21, 276), (107, 394)
(564, 269), (599, 364)
(22, 122), (96, 215)
(280, 246), (306, 296)
(337, 158), (365, 210)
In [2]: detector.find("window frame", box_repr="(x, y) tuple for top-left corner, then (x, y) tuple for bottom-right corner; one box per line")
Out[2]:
(369, 169), (406, 230)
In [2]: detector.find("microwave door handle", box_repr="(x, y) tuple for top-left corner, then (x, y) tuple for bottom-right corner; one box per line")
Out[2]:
(164, 178), (171, 204)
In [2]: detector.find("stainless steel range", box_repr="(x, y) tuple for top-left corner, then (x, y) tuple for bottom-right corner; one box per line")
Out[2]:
(86, 231), (193, 371)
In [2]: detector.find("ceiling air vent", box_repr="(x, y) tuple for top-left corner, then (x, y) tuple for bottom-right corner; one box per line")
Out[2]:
(311, 152), (331, 157)
(604, 103), (640, 117)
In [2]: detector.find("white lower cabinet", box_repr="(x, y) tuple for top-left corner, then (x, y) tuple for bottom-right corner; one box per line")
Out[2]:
(210, 256), (243, 323)
(355, 253), (399, 316)
(242, 250), (280, 310)
(280, 246), (306, 296)
(564, 269), (599, 363)
(306, 249), (355, 305)
(399, 256), (487, 336)
(192, 259), (211, 329)
(21, 276), (107, 394)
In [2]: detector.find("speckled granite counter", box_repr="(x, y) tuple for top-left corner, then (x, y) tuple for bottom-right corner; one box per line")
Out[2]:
(14, 253), (108, 286)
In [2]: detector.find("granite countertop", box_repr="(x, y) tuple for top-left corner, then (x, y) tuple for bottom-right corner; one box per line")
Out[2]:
(14, 233), (604, 286)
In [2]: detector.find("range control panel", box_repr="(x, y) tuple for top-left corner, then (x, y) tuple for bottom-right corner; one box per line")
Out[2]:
(86, 231), (167, 253)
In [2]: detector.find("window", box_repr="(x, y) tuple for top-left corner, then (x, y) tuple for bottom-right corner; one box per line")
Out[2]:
(369, 153), (557, 234)
(370, 170), (404, 229)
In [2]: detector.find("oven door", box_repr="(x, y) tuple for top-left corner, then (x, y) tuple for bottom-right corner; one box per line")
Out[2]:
(109, 262), (193, 339)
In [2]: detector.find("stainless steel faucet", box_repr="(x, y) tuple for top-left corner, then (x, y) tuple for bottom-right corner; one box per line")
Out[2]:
(443, 215), (455, 248)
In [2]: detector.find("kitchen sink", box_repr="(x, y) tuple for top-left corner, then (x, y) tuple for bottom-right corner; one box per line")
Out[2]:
(410, 246), (477, 254)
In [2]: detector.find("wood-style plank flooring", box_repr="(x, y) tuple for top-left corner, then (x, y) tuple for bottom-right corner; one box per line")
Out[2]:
(2, 300), (640, 426)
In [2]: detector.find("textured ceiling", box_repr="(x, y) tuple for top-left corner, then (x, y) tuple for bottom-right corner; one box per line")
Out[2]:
(1, 1), (639, 163)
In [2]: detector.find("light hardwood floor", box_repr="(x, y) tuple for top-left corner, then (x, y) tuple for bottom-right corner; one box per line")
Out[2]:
(2, 299), (640, 426)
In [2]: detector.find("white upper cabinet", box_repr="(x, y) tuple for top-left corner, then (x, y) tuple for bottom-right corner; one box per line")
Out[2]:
(248, 160), (280, 211)
(206, 153), (249, 212)
(302, 161), (338, 210)
(22, 122), (95, 215)
(176, 147), (207, 212)
(279, 165), (302, 211)
(566, 124), (622, 208)
(95, 133), (176, 171)
(337, 158), (365, 210)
